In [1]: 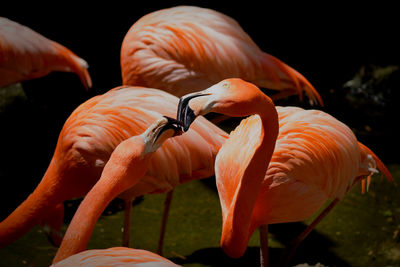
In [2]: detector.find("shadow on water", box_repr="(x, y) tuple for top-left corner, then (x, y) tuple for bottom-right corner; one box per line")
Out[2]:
(170, 243), (350, 267)
(269, 223), (351, 267)
(170, 246), (262, 267)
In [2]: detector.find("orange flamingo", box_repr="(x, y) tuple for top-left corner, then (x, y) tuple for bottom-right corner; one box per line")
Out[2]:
(120, 6), (323, 252)
(0, 17), (92, 89)
(52, 247), (181, 267)
(177, 78), (393, 266)
(52, 116), (185, 263)
(120, 6), (322, 105)
(0, 86), (227, 249)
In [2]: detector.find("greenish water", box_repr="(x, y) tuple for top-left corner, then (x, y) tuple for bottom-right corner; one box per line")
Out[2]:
(0, 165), (399, 267)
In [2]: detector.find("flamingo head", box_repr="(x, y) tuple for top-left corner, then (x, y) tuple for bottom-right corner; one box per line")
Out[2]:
(177, 78), (267, 131)
(142, 116), (183, 154)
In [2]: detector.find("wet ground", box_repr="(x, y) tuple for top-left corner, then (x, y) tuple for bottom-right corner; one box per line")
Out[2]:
(0, 164), (399, 267)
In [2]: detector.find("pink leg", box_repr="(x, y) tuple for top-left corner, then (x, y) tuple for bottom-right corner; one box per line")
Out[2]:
(122, 198), (133, 247)
(157, 190), (174, 255)
(259, 224), (269, 267)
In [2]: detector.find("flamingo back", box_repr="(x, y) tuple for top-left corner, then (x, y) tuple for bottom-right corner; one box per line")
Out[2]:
(57, 86), (228, 197)
(252, 106), (386, 226)
(51, 247), (180, 267)
(120, 6), (321, 104)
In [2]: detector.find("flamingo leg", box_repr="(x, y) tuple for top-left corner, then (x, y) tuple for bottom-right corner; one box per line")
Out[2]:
(279, 198), (340, 266)
(157, 190), (174, 255)
(122, 198), (133, 247)
(259, 224), (269, 267)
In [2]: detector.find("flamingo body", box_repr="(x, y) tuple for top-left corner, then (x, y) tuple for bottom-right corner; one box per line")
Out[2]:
(121, 6), (322, 105)
(0, 17), (92, 89)
(52, 247), (180, 267)
(0, 86), (227, 248)
(177, 78), (392, 259)
(221, 106), (382, 246)
(219, 101), (391, 259)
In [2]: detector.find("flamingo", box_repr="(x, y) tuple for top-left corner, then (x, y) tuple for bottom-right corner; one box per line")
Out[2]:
(177, 78), (393, 266)
(3, 5), (323, 254)
(120, 6), (322, 105)
(52, 116), (185, 262)
(120, 6), (323, 252)
(0, 17), (92, 89)
(52, 247), (180, 267)
(0, 86), (227, 249)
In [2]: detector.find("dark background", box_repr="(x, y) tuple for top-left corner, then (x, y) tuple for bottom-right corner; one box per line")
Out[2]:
(3, 2), (399, 93)
(1, 1), (399, 221)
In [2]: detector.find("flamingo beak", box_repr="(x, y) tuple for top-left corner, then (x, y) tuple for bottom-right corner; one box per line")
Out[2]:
(143, 116), (183, 154)
(177, 92), (210, 131)
(157, 116), (183, 140)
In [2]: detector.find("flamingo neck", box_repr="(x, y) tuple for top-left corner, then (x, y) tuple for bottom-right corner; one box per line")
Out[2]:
(53, 137), (151, 264)
(250, 93), (279, 167)
(220, 94), (279, 258)
(258, 95), (279, 155)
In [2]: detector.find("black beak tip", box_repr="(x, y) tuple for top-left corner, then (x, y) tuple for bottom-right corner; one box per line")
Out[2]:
(182, 105), (197, 132)
(177, 92), (210, 132)
(162, 116), (184, 136)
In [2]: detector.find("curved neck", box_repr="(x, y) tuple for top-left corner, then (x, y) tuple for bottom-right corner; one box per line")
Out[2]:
(258, 94), (279, 157)
(248, 93), (280, 168)
(220, 93), (279, 258)
(53, 138), (151, 264)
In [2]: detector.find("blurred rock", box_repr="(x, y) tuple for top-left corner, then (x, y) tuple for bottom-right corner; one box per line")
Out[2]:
(323, 64), (400, 164)
(0, 83), (27, 114)
(343, 64), (399, 109)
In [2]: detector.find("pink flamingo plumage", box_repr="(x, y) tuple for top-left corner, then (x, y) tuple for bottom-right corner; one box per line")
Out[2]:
(120, 6), (323, 251)
(177, 78), (392, 266)
(52, 247), (180, 267)
(120, 6), (322, 105)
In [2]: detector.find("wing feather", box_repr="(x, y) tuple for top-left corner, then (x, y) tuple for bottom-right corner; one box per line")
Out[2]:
(252, 106), (379, 225)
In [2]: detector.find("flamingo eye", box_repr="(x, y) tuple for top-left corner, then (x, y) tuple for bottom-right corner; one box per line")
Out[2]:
(222, 82), (230, 89)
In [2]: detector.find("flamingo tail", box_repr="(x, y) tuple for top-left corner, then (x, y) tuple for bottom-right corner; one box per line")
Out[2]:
(358, 141), (394, 193)
(259, 52), (323, 106)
